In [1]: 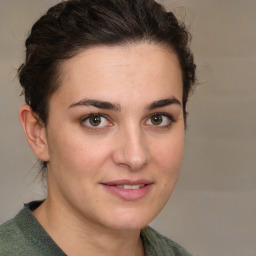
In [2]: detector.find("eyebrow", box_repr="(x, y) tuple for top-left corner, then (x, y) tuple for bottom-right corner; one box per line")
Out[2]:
(69, 97), (181, 111)
(146, 97), (181, 111)
(69, 99), (121, 111)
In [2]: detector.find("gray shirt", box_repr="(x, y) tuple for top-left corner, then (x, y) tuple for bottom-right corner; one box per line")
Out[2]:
(0, 201), (193, 256)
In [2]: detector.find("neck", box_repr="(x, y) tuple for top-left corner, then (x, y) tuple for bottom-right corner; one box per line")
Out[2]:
(33, 197), (145, 256)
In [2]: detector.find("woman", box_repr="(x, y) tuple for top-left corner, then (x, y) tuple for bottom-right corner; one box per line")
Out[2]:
(0, 0), (196, 255)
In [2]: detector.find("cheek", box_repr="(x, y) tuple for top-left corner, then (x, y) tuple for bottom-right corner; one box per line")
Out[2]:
(47, 129), (111, 176)
(151, 131), (185, 172)
(149, 129), (184, 199)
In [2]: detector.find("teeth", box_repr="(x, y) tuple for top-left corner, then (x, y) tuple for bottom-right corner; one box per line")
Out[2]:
(117, 184), (145, 190)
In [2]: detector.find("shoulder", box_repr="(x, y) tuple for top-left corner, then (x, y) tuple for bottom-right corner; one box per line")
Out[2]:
(0, 216), (24, 255)
(0, 202), (66, 256)
(141, 226), (193, 256)
(0, 217), (19, 237)
(0, 203), (40, 255)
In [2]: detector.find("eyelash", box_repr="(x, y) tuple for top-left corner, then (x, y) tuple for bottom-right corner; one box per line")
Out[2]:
(81, 113), (111, 130)
(80, 112), (176, 131)
(145, 112), (176, 128)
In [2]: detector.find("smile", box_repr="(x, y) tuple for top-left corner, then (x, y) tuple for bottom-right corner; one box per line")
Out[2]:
(101, 180), (153, 201)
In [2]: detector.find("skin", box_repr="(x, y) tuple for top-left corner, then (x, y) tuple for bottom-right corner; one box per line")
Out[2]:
(20, 42), (184, 256)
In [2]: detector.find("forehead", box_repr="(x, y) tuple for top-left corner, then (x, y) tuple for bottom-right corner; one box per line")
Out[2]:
(52, 43), (183, 107)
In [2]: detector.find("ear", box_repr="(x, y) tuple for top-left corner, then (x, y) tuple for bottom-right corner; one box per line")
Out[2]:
(19, 105), (49, 162)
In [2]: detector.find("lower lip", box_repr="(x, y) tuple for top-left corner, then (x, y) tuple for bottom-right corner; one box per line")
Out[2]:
(101, 184), (153, 201)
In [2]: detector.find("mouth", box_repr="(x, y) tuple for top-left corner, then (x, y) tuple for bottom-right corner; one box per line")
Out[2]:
(101, 180), (153, 200)
(116, 184), (146, 190)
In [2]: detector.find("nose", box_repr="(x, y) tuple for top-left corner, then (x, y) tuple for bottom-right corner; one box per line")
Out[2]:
(112, 125), (150, 171)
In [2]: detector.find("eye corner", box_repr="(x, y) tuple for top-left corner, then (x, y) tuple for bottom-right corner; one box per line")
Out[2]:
(145, 112), (176, 128)
(81, 113), (113, 130)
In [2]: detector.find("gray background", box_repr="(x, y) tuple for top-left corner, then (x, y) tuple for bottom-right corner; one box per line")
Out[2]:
(0, 0), (255, 255)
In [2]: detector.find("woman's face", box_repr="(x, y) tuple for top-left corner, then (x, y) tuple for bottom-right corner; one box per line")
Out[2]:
(44, 43), (184, 230)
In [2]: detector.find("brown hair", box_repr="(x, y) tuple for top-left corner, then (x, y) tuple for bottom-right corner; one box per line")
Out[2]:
(19, 0), (196, 125)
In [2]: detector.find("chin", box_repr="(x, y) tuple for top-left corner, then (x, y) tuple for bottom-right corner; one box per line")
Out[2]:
(108, 219), (149, 231)
(102, 207), (158, 231)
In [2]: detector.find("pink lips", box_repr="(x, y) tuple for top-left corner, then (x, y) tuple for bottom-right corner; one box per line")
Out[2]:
(101, 179), (153, 201)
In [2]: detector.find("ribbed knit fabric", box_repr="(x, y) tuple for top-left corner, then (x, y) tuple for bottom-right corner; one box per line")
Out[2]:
(0, 201), (192, 256)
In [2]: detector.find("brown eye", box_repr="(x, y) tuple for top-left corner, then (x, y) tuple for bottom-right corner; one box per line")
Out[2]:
(89, 115), (102, 126)
(151, 114), (163, 125)
(82, 114), (111, 128)
(145, 113), (173, 127)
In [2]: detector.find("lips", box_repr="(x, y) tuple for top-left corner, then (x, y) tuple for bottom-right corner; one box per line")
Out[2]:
(101, 180), (153, 200)
(102, 179), (152, 186)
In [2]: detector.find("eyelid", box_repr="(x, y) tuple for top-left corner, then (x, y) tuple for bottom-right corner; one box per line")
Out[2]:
(81, 113), (107, 121)
(145, 112), (176, 127)
(81, 113), (113, 130)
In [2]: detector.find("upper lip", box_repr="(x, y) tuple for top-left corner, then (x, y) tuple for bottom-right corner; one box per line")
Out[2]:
(101, 179), (153, 186)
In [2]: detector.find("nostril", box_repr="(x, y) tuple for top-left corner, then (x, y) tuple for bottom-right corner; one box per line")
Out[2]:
(112, 144), (150, 171)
